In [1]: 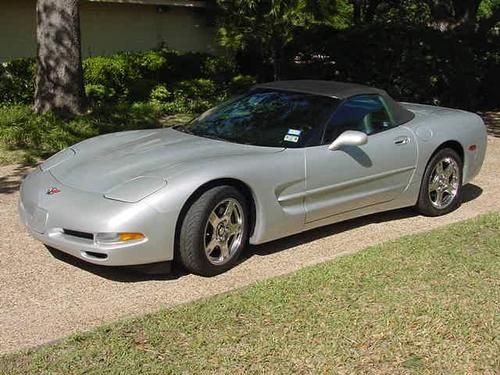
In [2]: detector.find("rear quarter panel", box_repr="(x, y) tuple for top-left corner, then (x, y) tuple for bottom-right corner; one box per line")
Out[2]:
(402, 103), (487, 196)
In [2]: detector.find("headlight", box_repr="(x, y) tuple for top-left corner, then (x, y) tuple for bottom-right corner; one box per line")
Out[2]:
(95, 232), (145, 245)
(104, 176), (167, 203)
(40, 148), (76, 171)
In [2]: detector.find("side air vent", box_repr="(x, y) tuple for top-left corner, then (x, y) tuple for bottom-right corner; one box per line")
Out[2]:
(63, 229), (94, 241)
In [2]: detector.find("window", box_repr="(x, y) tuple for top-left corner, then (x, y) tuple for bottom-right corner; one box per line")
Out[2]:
(323, 95), (395, 144)
(180, 89), (338, 148)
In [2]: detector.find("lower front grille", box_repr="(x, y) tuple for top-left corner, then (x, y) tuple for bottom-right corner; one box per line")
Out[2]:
(63, 229), (94, 241)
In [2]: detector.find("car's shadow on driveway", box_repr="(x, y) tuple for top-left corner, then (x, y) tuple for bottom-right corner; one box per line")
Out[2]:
(243, 208), (418, 259)
(47, 248), (186, 282)
(0, 163), (38, 194)
(244, 183), (482, 259)
(48, 184), (483, 282)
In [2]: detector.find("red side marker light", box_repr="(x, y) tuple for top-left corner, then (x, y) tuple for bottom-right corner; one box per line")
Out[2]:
(468, 144), (477, 152)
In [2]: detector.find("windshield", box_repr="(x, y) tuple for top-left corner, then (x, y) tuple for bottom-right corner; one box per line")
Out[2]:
(179, 89), (338, 148)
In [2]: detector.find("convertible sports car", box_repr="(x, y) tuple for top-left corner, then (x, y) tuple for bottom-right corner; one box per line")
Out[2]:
(19, 80), (487, 276)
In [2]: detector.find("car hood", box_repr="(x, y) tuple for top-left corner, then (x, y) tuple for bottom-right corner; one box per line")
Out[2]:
(49, 128), (282, 193)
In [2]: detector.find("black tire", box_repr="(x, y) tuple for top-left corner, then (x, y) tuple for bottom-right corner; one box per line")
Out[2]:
(416, 148), (463, 217)
(178, 186), (249, 276)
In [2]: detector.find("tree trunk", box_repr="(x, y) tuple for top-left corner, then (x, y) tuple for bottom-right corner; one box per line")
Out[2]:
(34, 0), (85, 116)
(271, 45), (281, 81)
(364, 0), (381, 24)
(426, 0), (481, 31)
(352, 0), (362, 25)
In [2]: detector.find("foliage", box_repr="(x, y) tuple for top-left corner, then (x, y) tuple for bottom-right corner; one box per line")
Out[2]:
(307, 0), (353, 28)
(0, 47), (253, 164)
(162, 79), (221, 114)
(81, 49), (239, 105)
(289, 24), (500, 109)
(0, 104), (96, 156)
(0, 49), (239, 105)
(85, 84), (116, 106)
(228, 74), (257, 93)
(0, 103), (161, 162)
(1, 213), (499, 373)
(149, 84), (172, 104)
(83, 54), (141, 101)
(217, 0), (320, 79)
(0, 58), (36, 104)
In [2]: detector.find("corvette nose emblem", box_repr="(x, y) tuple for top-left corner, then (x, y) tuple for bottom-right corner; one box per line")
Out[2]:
(46, 187), (61, 195)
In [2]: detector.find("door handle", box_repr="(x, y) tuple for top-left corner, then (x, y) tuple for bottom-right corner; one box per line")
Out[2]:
(394, 136), (410, 145)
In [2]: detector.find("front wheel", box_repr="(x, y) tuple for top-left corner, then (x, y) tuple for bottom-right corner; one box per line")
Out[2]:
(178, 186), (249, 276)
(416, 148), (463, 217)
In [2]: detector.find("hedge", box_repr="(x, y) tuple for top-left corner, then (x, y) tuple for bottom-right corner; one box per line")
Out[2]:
(0, 49), (254, 110)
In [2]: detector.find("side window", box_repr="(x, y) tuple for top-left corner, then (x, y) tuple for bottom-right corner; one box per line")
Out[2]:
(323, 95), (394, 144)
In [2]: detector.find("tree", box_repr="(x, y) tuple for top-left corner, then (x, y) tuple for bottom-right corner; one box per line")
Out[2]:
(350, 0), (383, 25)
(34, 0), (86, 116)
(423, 0), (482, 30)
(217, 0), (352, 80)
(306, 0), (353, 29)
(217, 0), (315, 80)
(477, 0), (500, 34)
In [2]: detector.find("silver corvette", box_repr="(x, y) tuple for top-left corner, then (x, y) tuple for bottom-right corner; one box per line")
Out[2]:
(19, 80), (487, 276)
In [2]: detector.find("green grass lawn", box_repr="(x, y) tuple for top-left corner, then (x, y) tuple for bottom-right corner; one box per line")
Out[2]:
(1, 213), (499, 374)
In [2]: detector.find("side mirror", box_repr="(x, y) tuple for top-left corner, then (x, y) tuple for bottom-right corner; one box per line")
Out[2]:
(328, 130), (368, 151)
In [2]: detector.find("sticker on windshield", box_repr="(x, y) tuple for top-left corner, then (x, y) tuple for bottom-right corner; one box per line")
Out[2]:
(284, 134), (299, 143)
(287, 129), (302, 136)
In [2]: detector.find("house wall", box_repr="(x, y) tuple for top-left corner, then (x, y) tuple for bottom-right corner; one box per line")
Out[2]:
(0, 0), (218, 62)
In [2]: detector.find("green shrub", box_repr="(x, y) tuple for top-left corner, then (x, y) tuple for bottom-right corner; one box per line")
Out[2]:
(0, 104), (96, 155)
(169, 79), (220, 113)
(129, 50), (167, 79)
(228, 74), (257, 94)
(201, 55), (238, 82)
(89, 102), (162, 132)
(83, 54), (141, 101)
(149, 84), (172, 103)
(153, 51), (234, 82)
(0, 49), (242, 108)
(85, 84), (116, 105)
(172, 79), (217, 100)
(128, 78), (157, 101)
(0, 58), (36, 104)
(160, 51), (207, 82)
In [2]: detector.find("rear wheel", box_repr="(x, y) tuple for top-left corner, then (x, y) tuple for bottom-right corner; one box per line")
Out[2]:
(416, 148), (463, 216)
(178, 186), (248, 276)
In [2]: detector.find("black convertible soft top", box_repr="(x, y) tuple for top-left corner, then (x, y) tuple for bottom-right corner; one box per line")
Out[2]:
(254, 80), (415, 125)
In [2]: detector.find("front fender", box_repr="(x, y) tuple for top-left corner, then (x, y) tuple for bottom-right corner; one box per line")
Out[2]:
(142, 148), (307, 245)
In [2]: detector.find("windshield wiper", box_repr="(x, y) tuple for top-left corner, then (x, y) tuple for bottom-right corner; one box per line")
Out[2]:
(173, 125), (194, 134)
(174, 126), (228, 142)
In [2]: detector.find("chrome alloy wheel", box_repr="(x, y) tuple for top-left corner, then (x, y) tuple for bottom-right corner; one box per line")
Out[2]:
(204, 198), (244, 266)
(428, 157), (460, 209)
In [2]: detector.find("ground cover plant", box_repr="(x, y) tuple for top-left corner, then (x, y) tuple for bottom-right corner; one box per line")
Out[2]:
(1, 213), (498, 374)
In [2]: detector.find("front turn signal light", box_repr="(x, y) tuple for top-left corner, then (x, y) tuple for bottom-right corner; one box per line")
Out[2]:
(95, 232), (145, 245)
(119, 232), (145, 242)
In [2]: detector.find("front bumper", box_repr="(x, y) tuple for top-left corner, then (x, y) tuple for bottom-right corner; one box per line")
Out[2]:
(19, 168), (177, 266)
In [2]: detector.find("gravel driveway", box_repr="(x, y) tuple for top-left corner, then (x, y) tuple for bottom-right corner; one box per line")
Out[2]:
(1, 136), (499, 354)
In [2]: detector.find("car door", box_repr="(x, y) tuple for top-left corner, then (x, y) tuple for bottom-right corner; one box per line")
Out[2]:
(304, 94), (417, 223)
